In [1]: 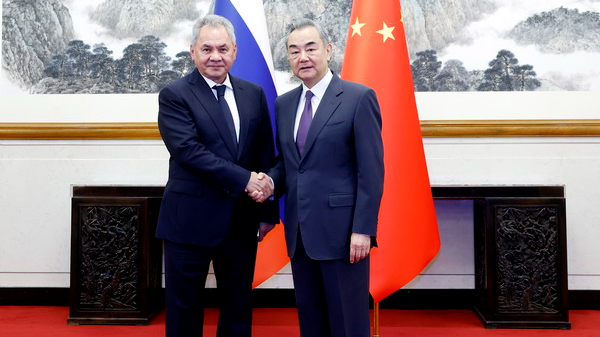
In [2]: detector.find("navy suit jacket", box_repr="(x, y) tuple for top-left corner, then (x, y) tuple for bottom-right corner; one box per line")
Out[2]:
(270, 73), (384, 260)
(156, 69), (279, 247)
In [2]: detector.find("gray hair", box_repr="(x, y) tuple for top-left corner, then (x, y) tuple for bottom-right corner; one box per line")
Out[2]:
(191, 14), (236, 45)
(287, 18), (330, 46)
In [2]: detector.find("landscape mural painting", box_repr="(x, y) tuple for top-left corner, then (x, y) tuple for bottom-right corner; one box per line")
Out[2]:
(2, 0), (600, 95)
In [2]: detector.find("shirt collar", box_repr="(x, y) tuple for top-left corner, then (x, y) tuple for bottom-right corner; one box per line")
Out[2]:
(202, 73), (233, 91)
(302, 69), (333, 100)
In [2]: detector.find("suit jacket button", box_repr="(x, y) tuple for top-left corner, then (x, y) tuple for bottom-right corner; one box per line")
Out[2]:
(299, 169), (304, 174)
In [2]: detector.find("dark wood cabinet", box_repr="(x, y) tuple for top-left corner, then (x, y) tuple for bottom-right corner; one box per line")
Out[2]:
(433, 186), (569, 329)
(68, 185), (569, 328)
(68, 186), (164, 325)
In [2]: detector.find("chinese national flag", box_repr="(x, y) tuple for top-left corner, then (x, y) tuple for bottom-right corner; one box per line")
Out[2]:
(341, 0), (440, 303)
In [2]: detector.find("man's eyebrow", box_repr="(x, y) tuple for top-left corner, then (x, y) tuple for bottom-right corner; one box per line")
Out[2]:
(288, 41), (317, 49)
(201, 43), (229, 48)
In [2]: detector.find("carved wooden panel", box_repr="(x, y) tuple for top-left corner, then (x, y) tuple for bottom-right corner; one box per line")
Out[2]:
(494, 205), (560, 314)
(79, 205), (139, 310)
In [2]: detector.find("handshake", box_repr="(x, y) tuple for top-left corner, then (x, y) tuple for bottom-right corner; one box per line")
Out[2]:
(245, 171), (274, 203)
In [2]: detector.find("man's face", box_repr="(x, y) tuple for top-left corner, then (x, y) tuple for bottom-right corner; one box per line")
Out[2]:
(190, 25), (237, 84)
(287, 26), (332, 88)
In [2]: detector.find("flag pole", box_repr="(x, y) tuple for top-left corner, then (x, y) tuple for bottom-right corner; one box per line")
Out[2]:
(373, 302), (380, 337)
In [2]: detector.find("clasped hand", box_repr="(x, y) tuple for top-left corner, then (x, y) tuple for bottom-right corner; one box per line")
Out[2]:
(245, 172), (273, 203)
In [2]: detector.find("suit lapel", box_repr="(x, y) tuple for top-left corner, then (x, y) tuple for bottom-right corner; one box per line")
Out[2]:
(231, 76), (248, 161)
(301, 75), (342, 161)
(188, 70), (237, 159)
(282, 86), (303, 164)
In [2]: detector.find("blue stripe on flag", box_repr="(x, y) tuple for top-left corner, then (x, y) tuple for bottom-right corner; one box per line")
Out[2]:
(214, 0), (278, 118)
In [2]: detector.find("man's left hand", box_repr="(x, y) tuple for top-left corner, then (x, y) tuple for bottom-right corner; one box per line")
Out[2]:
(349, 233), (371, 263)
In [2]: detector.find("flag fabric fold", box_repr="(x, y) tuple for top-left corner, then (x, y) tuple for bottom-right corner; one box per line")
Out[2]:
(341, 0), (441, 303)
(214, 0), (289, 288)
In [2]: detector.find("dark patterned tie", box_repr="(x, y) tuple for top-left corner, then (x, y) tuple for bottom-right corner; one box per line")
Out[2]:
(296, 90), (314, 156)
(213, 85), (237, 150)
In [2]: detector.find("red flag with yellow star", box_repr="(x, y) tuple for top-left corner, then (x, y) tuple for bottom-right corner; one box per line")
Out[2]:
(341, 0), (440, 303)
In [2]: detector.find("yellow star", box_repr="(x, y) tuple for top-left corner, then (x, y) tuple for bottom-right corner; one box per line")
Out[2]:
(376, 21), (396, 42)
(351, 17), (366, 37)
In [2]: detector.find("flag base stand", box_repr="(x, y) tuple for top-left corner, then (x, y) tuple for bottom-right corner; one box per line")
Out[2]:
(373, 302), (380, 337)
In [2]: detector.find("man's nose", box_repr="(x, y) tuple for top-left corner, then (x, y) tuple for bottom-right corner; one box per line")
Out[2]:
(299, 51), (309, 61)
(209, 51), (221, 61)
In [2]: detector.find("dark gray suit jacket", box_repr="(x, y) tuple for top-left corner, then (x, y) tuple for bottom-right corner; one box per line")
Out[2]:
(270, 73), (384, 260)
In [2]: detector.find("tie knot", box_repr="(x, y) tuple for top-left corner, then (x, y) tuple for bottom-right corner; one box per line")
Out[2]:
(214, 85), (226, 97)
(305, 90), (314, 100)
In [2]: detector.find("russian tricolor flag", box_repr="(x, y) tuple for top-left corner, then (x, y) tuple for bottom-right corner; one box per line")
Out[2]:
(214, 0), (278, 119)
(214, 0), (289, 288)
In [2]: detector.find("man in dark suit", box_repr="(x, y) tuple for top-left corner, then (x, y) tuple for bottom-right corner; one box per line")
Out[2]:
(266, 19), (384, 337)
(156, 14), (278, 337)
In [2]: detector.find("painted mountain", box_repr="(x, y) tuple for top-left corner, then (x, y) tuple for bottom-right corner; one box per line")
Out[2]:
(508, 7), (600, 54)
(91, 0), (201, 38)
(2, 0), (74, 87)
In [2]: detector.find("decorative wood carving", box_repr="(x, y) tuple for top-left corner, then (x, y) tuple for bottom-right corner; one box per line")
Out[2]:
(79, 206), (140, 310)
(494, 205), (560, 314)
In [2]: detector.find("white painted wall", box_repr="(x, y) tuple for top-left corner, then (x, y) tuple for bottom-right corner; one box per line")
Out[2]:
(0, 139), (168, 287)
(413, 137), (600, 290)
(1, 136), (599, 290)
